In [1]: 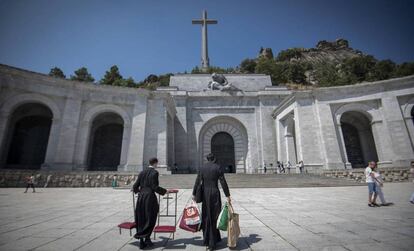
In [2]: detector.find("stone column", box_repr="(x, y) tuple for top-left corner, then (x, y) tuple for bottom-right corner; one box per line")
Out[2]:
(157, 108), (168, 168)
(381, 96), (414, 166)
(123, 99), (147, 172)
(173, 96), (188, 169)
(336, 123), (351, 169)
(0, 111), (10, 165)
(118, 124), (131, 169)
(50, 98), (82, 170)
(370, 121), (393, 167)
(73, 121), (91, 170)
(42, 118), (62, 169)
(315, 103), (345, 169)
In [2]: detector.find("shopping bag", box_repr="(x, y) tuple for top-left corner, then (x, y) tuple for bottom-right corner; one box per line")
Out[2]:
(216, 202), (229, 231)
(227, 203), (240, 248)
(179, 201), (201, 232)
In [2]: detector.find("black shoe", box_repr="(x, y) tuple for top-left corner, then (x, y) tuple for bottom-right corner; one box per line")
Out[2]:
(139, 239), (147, 249)
(145, 237), (154, 247)
(368, 203), (374, 207)
(372, 203), (380, 207)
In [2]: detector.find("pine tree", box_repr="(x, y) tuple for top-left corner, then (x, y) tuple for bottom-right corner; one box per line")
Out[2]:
(49, 67), (66, 79)
(70, 67), (95, 82)
(100, 65), (123, 85)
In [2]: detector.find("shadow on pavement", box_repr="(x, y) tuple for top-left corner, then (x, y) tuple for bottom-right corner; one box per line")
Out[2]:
(160, 236), (204, 249)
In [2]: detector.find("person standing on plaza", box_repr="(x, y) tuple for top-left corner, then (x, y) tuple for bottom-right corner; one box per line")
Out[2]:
(286, 161), (292, 174)
(280, 161), (285, 173)
(365, 161), (380, 207)
(24, 174), (35, 193)
(132, 158), (167, 249)
(192, 153), (231, 251)
(372, 164), (393, 206)
(264, 163), (267, 174)
(298, 161), (304, 174)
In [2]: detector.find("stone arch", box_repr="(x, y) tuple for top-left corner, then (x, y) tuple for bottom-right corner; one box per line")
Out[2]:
(0, 93), (61, 119)
(340, 111), (378, 168)
(0, 93), (61, 166)
(87, 112), (124, 171)
(82, 104), (130, 125)
(199, 116), (248, 173)
(3, 103), (53, 169)
(402, 97), (414, 118)
(75, 104), (131, 170)
(334, 102), (381, 125)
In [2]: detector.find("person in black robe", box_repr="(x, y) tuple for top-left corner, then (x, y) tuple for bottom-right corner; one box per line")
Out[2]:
(192, 153), (231, 250)
(132, 157), (167, 249)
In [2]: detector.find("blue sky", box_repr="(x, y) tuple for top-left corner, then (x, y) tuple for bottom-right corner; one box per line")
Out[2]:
(0, 0), (413, 81)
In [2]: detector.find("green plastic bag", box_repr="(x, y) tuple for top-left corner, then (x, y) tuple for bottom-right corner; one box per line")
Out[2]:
(217, 202), (229, 231)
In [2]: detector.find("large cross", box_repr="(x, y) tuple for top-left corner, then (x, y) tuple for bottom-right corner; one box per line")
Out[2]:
(192, 10), (217, 72)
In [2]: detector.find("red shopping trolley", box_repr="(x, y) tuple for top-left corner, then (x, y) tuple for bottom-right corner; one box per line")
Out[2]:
(153, 189), (179, 240)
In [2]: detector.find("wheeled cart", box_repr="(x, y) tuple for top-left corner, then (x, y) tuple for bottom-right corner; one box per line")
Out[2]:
(153, 189), (179, 240)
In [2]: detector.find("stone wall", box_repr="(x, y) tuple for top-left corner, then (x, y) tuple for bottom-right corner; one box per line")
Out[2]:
(322, 168), (412, 183)
(0, 169), (137, 188)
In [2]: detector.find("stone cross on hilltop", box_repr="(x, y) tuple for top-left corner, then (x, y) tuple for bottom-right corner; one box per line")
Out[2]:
(192, 10), (217, 72)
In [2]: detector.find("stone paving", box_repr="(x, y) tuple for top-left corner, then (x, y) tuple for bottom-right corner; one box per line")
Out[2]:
(0, 183), (413, 251)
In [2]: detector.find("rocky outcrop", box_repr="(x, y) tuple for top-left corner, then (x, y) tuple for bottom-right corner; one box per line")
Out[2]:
(258, 47), (274, 60)
(279, 38), (363, 65)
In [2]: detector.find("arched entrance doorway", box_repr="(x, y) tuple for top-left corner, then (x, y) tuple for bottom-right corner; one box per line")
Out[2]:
(199, 116), (248, 173)
(340, 111), (378, 168)
(211, 132), (235, 173)
(5, 103), (53, 169)
(87, 112), (124, 171)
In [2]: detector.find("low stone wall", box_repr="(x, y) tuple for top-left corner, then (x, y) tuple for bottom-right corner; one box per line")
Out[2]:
(322, 167), (412, 183)
(0, 169), (138, 188)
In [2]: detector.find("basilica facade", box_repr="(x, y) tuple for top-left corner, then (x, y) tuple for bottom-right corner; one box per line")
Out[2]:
(0, 64), (413, 173)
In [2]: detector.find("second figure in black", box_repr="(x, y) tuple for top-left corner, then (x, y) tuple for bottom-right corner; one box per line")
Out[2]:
(192, 153), (231, 251)
(133, 157), (167, 249)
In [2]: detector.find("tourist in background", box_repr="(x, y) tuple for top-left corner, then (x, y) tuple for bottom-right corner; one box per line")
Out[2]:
(264, 163), (267, 174)
(24, 174), (35, 193)
(365, 161), (380, 207)
(276, 161), (281, 173)
(298, 161), (304, 173)
(372, 164), (393, 206)
(132, 158), (167, 249)
(192, 153), (231, 251)
(44, 174), (52, 188)
(287, 161), (292, 174)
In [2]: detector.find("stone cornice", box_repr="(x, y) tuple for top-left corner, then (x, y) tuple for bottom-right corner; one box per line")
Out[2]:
(0, 64), (150, 98)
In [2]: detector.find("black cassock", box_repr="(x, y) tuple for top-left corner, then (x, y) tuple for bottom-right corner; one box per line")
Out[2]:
(132, 167), (166, 238)
(192, 162), (230, 249)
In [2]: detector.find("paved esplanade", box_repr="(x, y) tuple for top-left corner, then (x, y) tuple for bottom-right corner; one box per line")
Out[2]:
(192, 10), (217, 71)
(0, 183), (413, 251)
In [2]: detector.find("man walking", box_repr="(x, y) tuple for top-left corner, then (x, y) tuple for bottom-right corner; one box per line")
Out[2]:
(24, 174), (36, 193)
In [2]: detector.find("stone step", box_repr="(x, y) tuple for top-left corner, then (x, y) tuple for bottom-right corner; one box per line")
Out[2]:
(117, 173), (364, 189)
